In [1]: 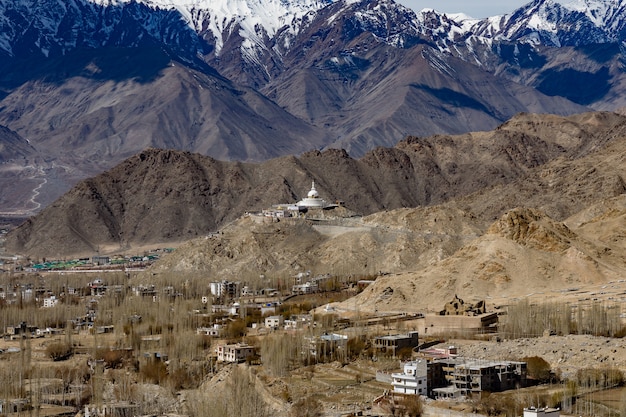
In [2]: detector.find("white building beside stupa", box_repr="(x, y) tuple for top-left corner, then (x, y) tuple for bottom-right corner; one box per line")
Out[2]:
(296, 181), (329, 209)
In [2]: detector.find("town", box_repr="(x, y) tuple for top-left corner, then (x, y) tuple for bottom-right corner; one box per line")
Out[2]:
(1, 183), (625, 417)
(0, 261), (622, 417)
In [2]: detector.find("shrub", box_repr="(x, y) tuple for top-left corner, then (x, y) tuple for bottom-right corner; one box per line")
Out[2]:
(398, 395), (423, 417)
(140, 360), (168, 384)
(523, 356), (552, 383)
(46, 342), (74, 361)
(290, 396), (322, 417)
(98, 348), (127, 369)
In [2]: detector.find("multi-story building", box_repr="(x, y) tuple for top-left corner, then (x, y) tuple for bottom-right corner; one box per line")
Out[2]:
(373, 331), (419, 355)
(216, 343), (256, 363)
(391, 360), (428, 396)
(265, 315), (284, 329)
(431, 358), (527, 399)
(42, 295), (59, 308)
(210, 280), (241, 300)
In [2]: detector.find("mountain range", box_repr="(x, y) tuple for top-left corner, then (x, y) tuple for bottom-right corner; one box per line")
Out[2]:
(6, 111), (625, 257)
(1, 0), (626, 216)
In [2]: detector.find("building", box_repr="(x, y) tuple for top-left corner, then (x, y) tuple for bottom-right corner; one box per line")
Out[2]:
(430, 358), (527, 399)
(305, 333), (348, 360)
(89, 279), (107, 296)
(292, 281), (318, 294)
(91, 256), (110, 266)
(391, 360), (428, 396)
(424, 312), (498, 337)
(6, 322), (38, 339)
(296, 181), (329, 209)
(210, 280), (241, 299)
(524, 407), (560, 417)
(42, 295), (59, 308)
(216, 343), (256, 363)
(265, 315), (284, 329)
(373, 331), (419, 355)
(196, 324), (223, 337)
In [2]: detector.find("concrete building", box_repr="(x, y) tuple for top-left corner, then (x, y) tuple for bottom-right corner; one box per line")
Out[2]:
(430, 358), (527, 399)
(391, 360), (428, 396)
(306, 333), (348, 360)
(196, 325), (223, 337)
(292, 281), (318, 294)
(42, 295), (59, 308)
(210, 280), (240, 299)
(216, 343), (256, 363)
(265, 315), (284, 329)
(373, 331), (419, 355)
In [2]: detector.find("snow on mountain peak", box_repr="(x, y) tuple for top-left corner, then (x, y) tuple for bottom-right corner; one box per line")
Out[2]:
(86, 0), (333, 54)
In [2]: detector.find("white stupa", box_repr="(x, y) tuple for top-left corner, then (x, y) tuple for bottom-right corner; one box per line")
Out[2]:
(296, 181), (329, 208)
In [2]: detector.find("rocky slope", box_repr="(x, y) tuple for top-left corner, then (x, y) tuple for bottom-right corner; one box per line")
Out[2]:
(7, 111), (625, 257)
(332, 195), (626, 312)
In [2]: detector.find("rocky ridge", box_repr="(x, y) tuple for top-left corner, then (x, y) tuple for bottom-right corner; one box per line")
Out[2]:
(7, 111), (625, 257)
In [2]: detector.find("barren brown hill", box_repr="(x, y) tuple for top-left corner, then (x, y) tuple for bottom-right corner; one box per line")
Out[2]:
(334, 197), (626, 313)
(144, 205), (482, 282)
(6, 111), (626, 257)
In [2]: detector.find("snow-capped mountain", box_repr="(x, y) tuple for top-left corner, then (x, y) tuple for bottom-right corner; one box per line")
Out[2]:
(467, 0), (626, 47)
(1, 0), (625, 71)
(0, 0), (332, 63)
(1, 0), (626, 216)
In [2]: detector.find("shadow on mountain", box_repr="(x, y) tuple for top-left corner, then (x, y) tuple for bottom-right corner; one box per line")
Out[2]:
(576, 43), (620, 64)
(410, 84), (489, 113)
(535, 67), (611, 105)
(0, 0), (216, 87)
(498, 43), (547, 69)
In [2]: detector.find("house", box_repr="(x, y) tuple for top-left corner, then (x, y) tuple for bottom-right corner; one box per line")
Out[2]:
(292, 281), (318, 294)
(0, 399), (30, 414)
(373, 331), (419, 355)
(91, 256), (110, 266)
(216, 343), (256, 363)
(391, 360), (428, 396)
(211, 303), (240, 316)
(89, 279), (107, 296)
(305, 333), (348, 360)
(134, 285), (157, 298)
(285, 314), (312, 330)
(5, 322), (38, 339)
(265, 315), (284, 329)
(261, 301), (280, 316)
(196, 325), (223, 337)
(42, 295), (59, 308)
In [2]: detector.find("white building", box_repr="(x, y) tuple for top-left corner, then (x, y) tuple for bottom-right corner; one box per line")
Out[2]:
(216, 343), (256, 363)
(292, 281), (318, 294)
(391, 360), (428, 396)
(42, 296), (59, 308)
(265, 315), (284, 329)
(210, 280), (240, 299)
(196, 324), (223, 337)
(523, 408), (560, 417)
(296, 181), (329, 208)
